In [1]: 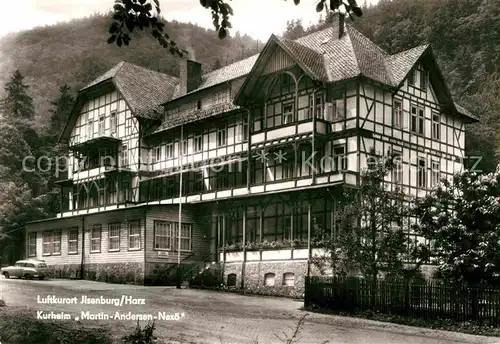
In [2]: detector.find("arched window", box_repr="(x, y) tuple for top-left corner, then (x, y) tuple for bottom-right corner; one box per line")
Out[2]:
(282, 272), (295, 286)
(227, 273), (237, 287)
(77, 185), (87, 209)
(88, 182), (99, 208)
(264, 272), (275, 287)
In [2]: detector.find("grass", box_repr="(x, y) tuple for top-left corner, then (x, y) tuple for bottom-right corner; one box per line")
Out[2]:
(304, 305), (500, 337)
(0, 301), (324, 344)
(0, 307), (113, 344)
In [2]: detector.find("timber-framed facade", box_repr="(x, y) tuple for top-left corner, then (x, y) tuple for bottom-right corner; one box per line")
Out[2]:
(25, 13), (477, 296)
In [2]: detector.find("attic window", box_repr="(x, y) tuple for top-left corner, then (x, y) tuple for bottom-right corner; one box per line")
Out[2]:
(408, 69), (415, 86)
(419, 70), (427, 90)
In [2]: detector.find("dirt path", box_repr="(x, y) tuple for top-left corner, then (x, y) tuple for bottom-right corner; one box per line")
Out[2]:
(1, 278), (499, 344)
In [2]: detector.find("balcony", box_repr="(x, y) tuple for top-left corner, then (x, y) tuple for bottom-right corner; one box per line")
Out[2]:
(69, 135), (122, 154)
(54, 171), (73, 187)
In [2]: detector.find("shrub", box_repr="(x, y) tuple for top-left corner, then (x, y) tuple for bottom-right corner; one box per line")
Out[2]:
(122, 321), (156, 344)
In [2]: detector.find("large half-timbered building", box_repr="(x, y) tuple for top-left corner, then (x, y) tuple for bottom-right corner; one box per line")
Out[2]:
(25, 14), (477, 296)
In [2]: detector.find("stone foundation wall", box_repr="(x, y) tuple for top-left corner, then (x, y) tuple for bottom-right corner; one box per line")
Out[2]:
(224, 260), (312, 298)
(46, 264), (82, 279)
(46, 262), (144, 284)
(83, 262), (145, 284)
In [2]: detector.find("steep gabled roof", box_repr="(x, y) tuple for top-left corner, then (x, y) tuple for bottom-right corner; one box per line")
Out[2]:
(59, 62), (179, 142)
(385, 44), (429, 86)
(69, 13), (476, 141)
(81, 61), (179, 119)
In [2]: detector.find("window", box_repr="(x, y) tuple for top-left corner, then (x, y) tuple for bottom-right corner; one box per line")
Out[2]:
(310, 94), (323, 118)
(28, 233), (36, 257)
(432, 113), (440, 140)
(181, 140), (188, 155)
(417, 157), (427, 188)
(128, 220), (141, 250)
(333, 99), (345, 120)
(110, 111), (117, 134)
(392, 150), (403, 185)
(154, 221), (192, 251)
(166, 143), (174, 159)
(264, 272), (275, 287)
(42, 232), (52, 255)
(410, 105), (425, 135)
(227, 273), (237, 287)
(217, 126), (227, 147)
(282, 272), (295, 286)
(68, 228), (78, 254)
(152, 146), (161, 163)
(420, 70), (427, 90)
(213, 91), (228, 104)
(98, 115), (105, 135)
(108, 223), (121, 251)
(154, 221), (172, 250)
(431, 160), (440, 186)
(194, 133), (203, 152)
(120, 145), (128, 167)
(393, 100), (403, 128)
(333, 145), (346, 171)
(52, 230), (61, 255)
(282, 103), (293, 124)
(87, 118), (93, 139)
(91, 224), (101, 253)
(408, 68), (415, 86)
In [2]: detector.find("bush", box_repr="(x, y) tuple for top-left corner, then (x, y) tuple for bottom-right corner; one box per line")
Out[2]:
(189, 268), (223, 288)
(122, 321), (156, 344)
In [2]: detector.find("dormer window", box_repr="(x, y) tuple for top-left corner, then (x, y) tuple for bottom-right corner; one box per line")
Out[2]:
(212, 91), (228, 105)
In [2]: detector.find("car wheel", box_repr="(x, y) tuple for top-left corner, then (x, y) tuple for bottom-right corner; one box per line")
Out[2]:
(24, 274), (32, 280)
(3, 272), (9, 279)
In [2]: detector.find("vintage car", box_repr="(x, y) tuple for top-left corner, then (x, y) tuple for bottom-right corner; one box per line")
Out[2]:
(1, 259), (48, 280)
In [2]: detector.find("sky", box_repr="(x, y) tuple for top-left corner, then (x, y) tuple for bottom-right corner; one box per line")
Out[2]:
(1, 0), (380, 42)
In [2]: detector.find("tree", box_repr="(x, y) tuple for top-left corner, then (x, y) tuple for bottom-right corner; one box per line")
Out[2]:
(107, 0), (363, 55)
(314, 150), (414, 294)
(2, 70), (35, 121)
(47, 84), (75, 146)
(283, 19), (306, 40)
(413, 170), (500, 286)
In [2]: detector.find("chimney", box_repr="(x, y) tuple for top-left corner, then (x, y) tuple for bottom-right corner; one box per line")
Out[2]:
(180, 57), (202, 95)
(338, 12), (346, 39)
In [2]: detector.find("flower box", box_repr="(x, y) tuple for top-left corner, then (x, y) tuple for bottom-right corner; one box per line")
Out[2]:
(262, 249), (292, 260)
(225, 251), (244, 262)
(246, 251), (261, 261)
(292, 248), (309, 259)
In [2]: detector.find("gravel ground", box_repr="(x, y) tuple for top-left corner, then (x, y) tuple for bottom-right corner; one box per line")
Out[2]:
(1, 277), (500, 344)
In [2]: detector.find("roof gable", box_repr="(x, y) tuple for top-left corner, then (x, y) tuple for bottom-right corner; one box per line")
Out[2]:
(59, 62), (179, 142)
(234, 34), (329, 103)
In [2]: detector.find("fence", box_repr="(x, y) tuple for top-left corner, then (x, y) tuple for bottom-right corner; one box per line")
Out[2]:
(305, 276), (500, 325)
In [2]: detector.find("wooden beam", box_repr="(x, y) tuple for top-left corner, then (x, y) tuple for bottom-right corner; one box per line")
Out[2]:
(306, 200), (312, 278)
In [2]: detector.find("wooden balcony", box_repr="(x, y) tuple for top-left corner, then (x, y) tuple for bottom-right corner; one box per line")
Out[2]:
(250, 119), (328, 150)
(69, 135), (122, 154)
